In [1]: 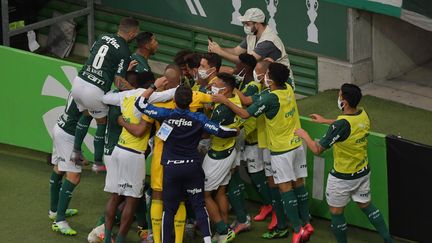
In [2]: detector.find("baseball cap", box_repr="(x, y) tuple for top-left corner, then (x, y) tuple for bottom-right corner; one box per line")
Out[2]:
(238, 8), (265, 23)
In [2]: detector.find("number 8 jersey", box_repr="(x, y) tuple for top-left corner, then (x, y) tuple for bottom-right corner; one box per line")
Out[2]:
(78, 33), (131, 93)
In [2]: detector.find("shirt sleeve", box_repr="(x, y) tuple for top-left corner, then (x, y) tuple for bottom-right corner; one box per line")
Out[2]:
(239, 38), (247, 49)
(196, 92), (212, 104)
(243, 84), (259, 96)
(246, 93), (277, 117)
(116, 55), (130, 78)
(319, 119), (351, 149)
(203, 119), (238, 138)
(102, 90), (128, 106)
(254, 41), (282, 61)
(148, 88), (176, 103)
(134, 97), (171, 121)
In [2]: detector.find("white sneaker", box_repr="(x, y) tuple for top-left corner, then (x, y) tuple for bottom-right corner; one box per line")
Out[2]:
(87, 224), (105, 243)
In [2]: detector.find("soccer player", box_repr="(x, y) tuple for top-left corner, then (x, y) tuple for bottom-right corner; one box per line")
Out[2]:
(235, 60), (290, 239)
(212, 63), (313, 243)
(197, 53), (221, 89)
(101, 76), (174, 243)
(131, 31), (158, 73)
(48, 94), (83, 236)
(295, 84), (393, 243)
(70, 17), (139, 172)
(203, 73), (243, 242)
(142, 64), (214, 243)
(135, 85), (239, 243)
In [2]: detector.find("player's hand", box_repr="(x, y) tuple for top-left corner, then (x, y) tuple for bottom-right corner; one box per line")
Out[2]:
(294, 128), (308, 139)
(154, 76), (168, 89)
(263, 57), (275, 63)
(127, 60), (138, 71)
(208, 41), (221, 54)
(309, 114), (325, 123)
(117, 115), (125, 127)
(212, 94), (228, 104)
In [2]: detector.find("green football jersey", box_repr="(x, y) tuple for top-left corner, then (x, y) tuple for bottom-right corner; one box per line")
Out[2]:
(104, 103), (122, 156)
(131, 53), (151, 73)
(57, 94), (82, 136)
(78, 33), (131, 93)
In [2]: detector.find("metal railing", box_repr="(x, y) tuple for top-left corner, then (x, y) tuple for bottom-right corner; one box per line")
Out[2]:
(1, 0), (94, 48)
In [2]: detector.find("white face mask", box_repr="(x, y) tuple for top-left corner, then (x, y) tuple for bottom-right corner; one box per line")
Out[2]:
(198, 68), (213, 80)
(211, 86), (225, 95)
(234, 68), (246, 84)
(253, 70), (263, 82)
(337, 97), (345, 111)
(244, 25), (254, 35)
(264, 75), (272, 88)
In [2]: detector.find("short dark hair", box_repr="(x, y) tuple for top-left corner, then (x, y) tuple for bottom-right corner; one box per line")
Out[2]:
(202, 53), (222, 72)
(341, 83), (362, 108)
(268, 63), (289, 87)
(239, 53), (257, 69)
(174, 85), (193, 109)
(136, 32), (154, 48)
(126, 71), (155, 89)
(119, 17), (139, 33)
(216, 72), (236, 90)
(174, 49), (193, 67)
(185, 53), (202, 69)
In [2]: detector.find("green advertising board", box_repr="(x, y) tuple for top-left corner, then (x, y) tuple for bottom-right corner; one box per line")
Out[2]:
(0, 46), (388, 230)
(101, 0), (348, 60)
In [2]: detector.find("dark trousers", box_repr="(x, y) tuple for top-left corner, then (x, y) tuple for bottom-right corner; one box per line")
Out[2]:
(162, 162), (210, 243)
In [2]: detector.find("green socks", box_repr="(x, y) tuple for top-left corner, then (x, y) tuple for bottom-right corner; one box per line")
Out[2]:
(331, 213), (348, 243)
(115, 234), (125, 243)
(96, 214), (105, 226)
(294, 185), (310, 224)
(94, 123), (107, 163)
(361, 204), (392, 243)
(227, 170), (248, 223)
(49, 171), (63, 212)
(215, 220), (229, 235)
(280, 190), (301, 232)
(74, 115), (92, 151)
(104, 228), (112, 243)
(270, 187), (288, 229)
(136, 198), (147, 228)
(56, 179), (76, 222)
(250, 170), (272, 205)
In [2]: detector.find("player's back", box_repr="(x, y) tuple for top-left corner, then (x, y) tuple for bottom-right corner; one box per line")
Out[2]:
(79, 33), (131, 92)
(160, 109), (210, 165)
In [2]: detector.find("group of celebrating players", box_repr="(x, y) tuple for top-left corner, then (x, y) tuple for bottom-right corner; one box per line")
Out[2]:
(47, 8), (393, 243)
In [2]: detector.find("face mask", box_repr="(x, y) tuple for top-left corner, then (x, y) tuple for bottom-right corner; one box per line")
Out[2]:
(244, 25), (254, 35)
(337, 97), (345, 111)
(211, 86), (225, 95)
(253, 70), (263, 82)
(198, 68), (213, 80)
(264, 75), (272, 88)
(234, 68), (246, 84)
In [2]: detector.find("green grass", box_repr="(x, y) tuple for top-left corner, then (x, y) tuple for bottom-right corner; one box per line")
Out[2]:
(297, 90), (432, 146)
(0, 144), (410, 243)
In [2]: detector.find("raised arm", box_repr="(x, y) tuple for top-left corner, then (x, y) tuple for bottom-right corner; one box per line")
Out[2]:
(235, 89), (253, 106)
(309, 114), (336, 125)
(212, 94), (251, 119)
(208, 41), (246, 64)
(294, 128), (324, 155)
(203, 119), (238, 138)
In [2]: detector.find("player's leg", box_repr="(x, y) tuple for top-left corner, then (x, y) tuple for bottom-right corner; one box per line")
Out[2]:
(49, 165), (64, 218)
(354, 173), (392, 243)
(228, 166), (250, 234)
(161, 165), (182, 243)
(248, 146), (272, 221)
(71, 113), (92, 163)
(115, 148), (146, 243)
(150, 150), (164, 243)
(173, 201), (186, 243)
(104, 194), (123, 243)
(272, 151), (306, 242)
(326, 174), (350, 243)
(93, 116), (107, 172)
(185, 164), (211, 243)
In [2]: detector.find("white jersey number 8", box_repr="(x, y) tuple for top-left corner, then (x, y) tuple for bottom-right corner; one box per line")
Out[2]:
(92, 44), (109, 69)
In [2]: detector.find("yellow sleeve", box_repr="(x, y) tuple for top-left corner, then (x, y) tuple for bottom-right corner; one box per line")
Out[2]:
(194, 91), (212, 104)
(142, 114), (154, 123)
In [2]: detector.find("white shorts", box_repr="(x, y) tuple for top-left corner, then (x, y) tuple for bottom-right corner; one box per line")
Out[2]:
(261, 148), (272, 177)
(270, 146), (307, 184)
(203, 149), (237, 191)
(71, 76), (108, 119)
(245, 144), (264, 173)
(104, 146), (146, 198)
(326, 172), (371, 208)
(51, 124), (82, 173)
(103, 154), (116, 193)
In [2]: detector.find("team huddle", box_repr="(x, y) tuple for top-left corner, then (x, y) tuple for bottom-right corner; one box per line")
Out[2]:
(48, 8), (393, 243)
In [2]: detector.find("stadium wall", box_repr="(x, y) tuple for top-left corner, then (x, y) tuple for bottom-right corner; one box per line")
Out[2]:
(0, 45), (389, 231)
